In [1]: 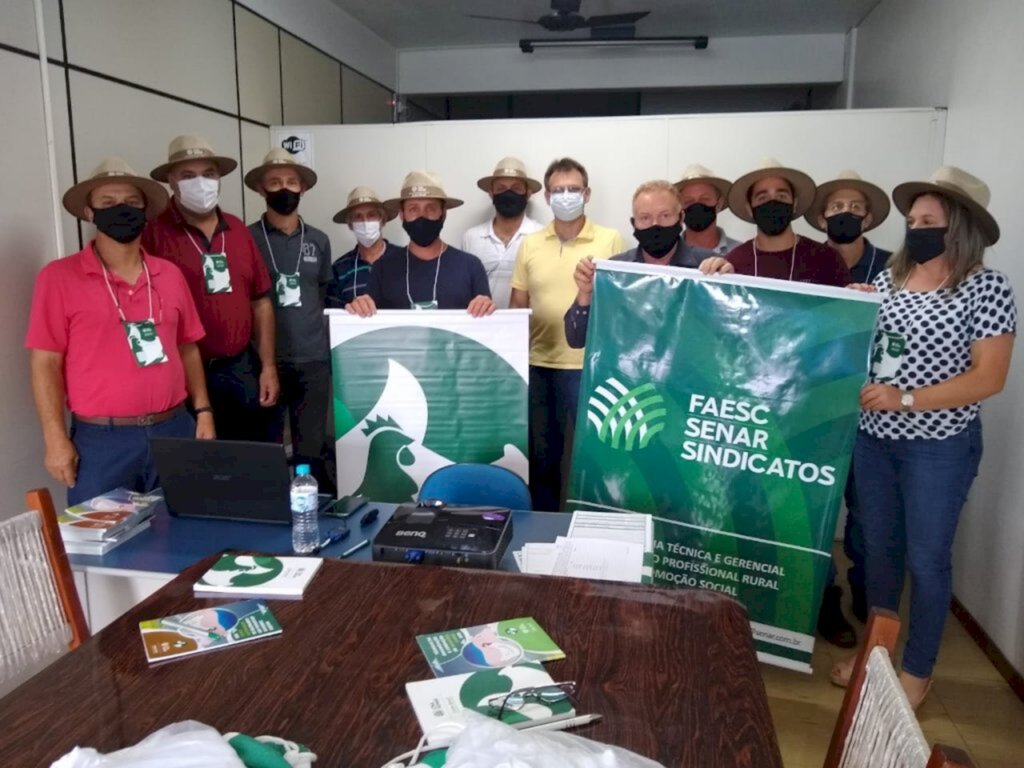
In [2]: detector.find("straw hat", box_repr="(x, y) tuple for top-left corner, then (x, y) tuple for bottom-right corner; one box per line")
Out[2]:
(383, 171), (464, 217)
(476, 157), (542, 195)
(892, 166), (999, 245)
(806, 170), (891, 234)
(62, 157), (169, 220)
(244, 148), (317, 191)
(727, 157), (817, 222)
(332, 186), (397, 224)
(150, 134), (238, 182)
(673, 163), (732, 208)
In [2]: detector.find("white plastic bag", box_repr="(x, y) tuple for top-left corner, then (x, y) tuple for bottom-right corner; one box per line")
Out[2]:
(437, 712), (666, 768)
(50, 721), (245, 768)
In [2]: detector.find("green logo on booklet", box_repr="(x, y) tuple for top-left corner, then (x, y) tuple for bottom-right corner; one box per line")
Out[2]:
(586, 376), (666, 451)
(332, 327), (528, 503)
(201, 555), (284, 588)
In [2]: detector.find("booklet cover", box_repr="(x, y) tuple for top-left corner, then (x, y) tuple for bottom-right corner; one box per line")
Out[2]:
(62, 520), (151, 556)
(59, 487), (162, 542)
(406, 663), (575, 745)
(193, 554), (324, 599)
(139, 599), (281, 663)
(416, 617), (565, 677)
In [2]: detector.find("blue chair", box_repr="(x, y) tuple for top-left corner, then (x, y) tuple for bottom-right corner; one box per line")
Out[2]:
(418, 464), (532, 510)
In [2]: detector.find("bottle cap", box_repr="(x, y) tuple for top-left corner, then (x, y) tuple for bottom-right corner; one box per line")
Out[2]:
(296, 464), (311, 476)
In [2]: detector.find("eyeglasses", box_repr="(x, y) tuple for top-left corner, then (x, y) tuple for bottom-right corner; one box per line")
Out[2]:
(487, 681), (577, 720)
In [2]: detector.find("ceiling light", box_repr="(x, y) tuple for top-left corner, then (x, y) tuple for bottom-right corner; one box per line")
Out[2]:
(519, 36), (709, 53)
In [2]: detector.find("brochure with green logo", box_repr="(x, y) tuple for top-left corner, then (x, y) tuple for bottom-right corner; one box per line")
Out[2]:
(139, 599), (281, 663)
(193, 554), (323, 599)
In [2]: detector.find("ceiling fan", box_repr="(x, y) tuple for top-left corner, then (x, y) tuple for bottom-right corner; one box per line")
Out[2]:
(467, 0), (651, 33)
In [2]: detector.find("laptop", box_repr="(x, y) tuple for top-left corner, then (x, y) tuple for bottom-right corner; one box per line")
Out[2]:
(150, 437), (331, 524)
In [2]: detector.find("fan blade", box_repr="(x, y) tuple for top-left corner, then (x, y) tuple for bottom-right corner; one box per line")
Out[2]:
(466, 13), (539, 24)
(584, 11), (650, 27)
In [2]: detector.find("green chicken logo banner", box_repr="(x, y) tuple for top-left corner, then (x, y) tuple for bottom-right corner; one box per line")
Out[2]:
(567, 262), (881, 672)
(327, 310), (530, 503)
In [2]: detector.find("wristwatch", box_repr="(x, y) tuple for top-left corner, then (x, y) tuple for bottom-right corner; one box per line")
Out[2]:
(900, 391), (915, 412)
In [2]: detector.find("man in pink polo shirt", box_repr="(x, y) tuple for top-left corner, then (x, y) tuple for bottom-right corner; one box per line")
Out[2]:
(27, 158), (214, 504)
(143, 134), (278, 442)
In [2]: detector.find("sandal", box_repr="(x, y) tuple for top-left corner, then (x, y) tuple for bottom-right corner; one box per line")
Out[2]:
(898, 671), (933, 711)
(830, 656), (856, 688)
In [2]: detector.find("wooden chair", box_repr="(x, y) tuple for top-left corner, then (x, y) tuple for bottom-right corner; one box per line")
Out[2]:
(0, 489), (90, 695)
(825, 608), (974, 768)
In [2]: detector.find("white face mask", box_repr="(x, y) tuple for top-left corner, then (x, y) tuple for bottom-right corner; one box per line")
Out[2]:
(176, 176), (220, 214)
(550, 191), (585, 222)
(351, 220), (382, 248)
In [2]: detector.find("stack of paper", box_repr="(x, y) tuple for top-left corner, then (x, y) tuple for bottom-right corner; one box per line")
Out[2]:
(59, 487), (161, 556)
(513, 510), (654, 584)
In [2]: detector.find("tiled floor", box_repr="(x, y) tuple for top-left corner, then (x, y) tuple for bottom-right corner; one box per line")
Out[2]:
(762, 578), (1024, 767)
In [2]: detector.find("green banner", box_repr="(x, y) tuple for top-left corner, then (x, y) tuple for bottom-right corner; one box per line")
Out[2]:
(567, 262), (880, 671)
(328, 310), (530, 504)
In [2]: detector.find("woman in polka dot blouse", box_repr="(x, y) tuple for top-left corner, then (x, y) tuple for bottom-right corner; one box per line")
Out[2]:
(832, 166), (1016, 710)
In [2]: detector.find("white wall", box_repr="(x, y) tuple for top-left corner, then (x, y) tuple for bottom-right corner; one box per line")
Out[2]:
(398, 33), (846, 95)
(855, 0), (1024, 676)
(275, 108), (944, 260)
(237, 0), (397, 90)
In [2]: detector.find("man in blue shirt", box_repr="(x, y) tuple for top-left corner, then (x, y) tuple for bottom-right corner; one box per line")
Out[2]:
(805, 169), (892, 647)
(326, 187), (403, 308)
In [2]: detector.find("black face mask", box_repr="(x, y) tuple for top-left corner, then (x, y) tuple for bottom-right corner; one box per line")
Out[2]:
(92, 204), (147, 244)
(825, 212), (865, 244)
(493, 189), (528, 218)
(752, 200), (794, 237)
(905, 226), (948, 264)
(683, 203), (717, 232)
(633, 222), (682, 258)
(403, 216), (445, 247)
(266, 188), (301, 215)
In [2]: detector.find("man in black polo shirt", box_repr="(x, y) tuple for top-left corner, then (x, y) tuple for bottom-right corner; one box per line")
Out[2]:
(345, 171), (494, 317)
(564, 179), (688, 348)
(246, 148), (333, 489)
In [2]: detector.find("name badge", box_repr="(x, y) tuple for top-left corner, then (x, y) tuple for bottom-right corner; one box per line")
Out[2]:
(870, 329), (906, 383)
(202, 253), (232, 294)
(276, 272), (302, 308)
(125, 320), (167, 367)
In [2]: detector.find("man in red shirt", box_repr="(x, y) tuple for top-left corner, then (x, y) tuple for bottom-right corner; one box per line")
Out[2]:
(699, 158), (852, 287)
(26, 158), (213, 504)
(143, 134), (279, 441)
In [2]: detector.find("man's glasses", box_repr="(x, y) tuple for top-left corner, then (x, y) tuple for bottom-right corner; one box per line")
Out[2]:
(486, 681), (577, 720)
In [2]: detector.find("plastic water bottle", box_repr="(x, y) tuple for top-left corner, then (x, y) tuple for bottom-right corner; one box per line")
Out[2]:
(290, 464), (320, 554)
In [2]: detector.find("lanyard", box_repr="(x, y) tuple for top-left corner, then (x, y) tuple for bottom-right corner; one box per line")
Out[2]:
(406, 246), (445, 307)
(260, 217), (305, 275)
(100, 256), (154, 323)
(753, 236), (798, 281)
(183, 225), (225, 259)
(863, 242), (877, 282)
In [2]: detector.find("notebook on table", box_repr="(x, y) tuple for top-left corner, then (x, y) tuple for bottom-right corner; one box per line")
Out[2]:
(149, 438), (333, 524)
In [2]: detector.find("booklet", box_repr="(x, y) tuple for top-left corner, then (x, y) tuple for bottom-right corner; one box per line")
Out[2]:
(406, 662), (575, 745)
(416, 617), (565, 678)
(139, 599), (282, 663)
(59, 487), (162, 542)
(62, 520), (151, 556)
(193, 554), (324, 599)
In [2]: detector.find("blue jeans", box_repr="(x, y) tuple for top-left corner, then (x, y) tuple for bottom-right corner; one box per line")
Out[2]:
(528, 366), (582, 512)
(68, 409), (195, 506)
(854, 419), (983, 678)
(825, 469), (866, 592)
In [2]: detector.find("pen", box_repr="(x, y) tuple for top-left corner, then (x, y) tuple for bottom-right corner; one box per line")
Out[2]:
(313, 528), (350, 554)
(520, 713), (602, 733)
(338, 538), (370, 558)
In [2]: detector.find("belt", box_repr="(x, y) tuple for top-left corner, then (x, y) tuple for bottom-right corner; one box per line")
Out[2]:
(73, 403), (186, 427)
(205, 347), (251, 366)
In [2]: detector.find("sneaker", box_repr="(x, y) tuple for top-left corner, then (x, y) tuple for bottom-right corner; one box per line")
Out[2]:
(817, 585), (857, 648)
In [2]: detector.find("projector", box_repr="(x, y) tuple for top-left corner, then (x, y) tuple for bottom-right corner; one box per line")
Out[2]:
(372, 502), (514, 569)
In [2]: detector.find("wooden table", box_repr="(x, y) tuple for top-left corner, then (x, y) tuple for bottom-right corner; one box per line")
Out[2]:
(0, 558), (782, 767)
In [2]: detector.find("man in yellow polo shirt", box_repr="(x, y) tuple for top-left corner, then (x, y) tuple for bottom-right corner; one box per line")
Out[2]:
(510, 157), (625, 511)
